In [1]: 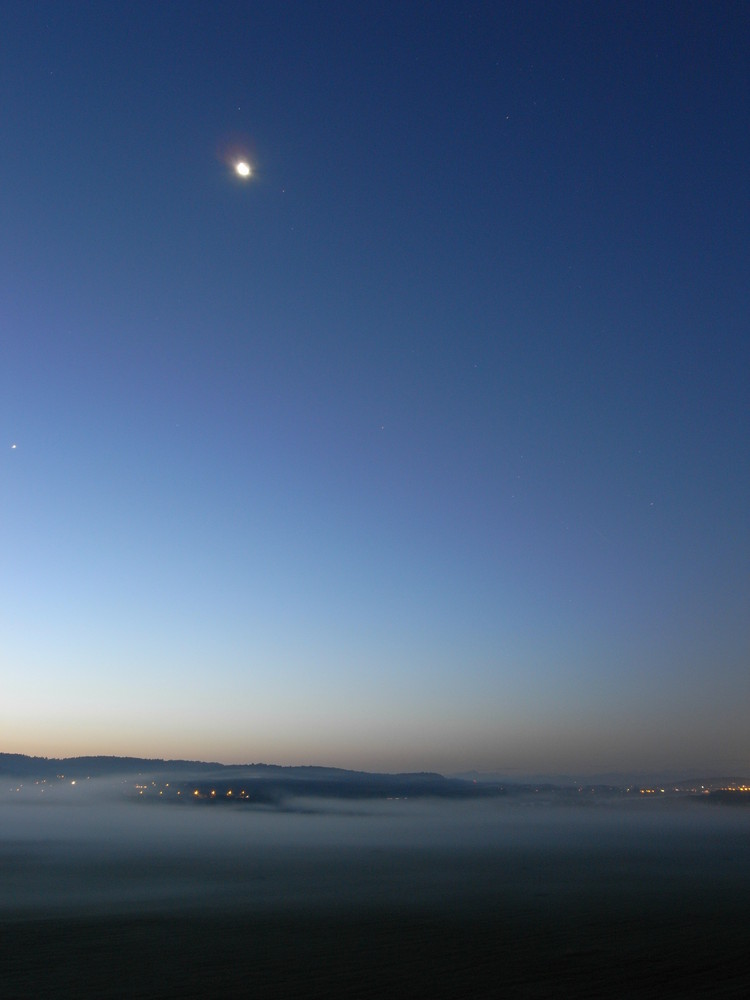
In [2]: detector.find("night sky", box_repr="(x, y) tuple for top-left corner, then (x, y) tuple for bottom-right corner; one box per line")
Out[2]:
(2, 1), (748, 775)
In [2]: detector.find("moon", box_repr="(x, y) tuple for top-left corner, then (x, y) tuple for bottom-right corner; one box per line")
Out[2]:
(235, 161), (251, 178)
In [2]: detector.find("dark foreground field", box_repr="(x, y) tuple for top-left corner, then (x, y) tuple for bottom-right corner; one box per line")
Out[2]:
(3, 899), (750, 1000)
(2, 797), (749, 998)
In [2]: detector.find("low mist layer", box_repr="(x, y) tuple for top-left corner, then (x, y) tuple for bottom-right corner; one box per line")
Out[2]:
(2, 778), (749, 921)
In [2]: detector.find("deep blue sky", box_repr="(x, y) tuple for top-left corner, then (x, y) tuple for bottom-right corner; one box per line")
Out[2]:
(2, 1), (748, 775)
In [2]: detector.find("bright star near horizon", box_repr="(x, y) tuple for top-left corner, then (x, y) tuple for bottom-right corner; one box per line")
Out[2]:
(235, 161), (251, 178)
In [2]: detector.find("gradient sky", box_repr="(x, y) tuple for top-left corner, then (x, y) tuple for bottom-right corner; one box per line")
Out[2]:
(2, 1), (748, 775)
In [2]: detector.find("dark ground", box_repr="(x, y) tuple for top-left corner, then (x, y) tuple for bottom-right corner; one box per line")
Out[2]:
(3, 889), (749, 999)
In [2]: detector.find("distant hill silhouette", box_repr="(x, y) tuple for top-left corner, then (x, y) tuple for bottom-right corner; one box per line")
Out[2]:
(0, 753), (500, 801)
(5, 754), (744, 804)
(0, 753), (224, 779)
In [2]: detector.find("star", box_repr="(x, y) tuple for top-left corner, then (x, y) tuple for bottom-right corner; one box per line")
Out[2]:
(235, 161), (251, 178)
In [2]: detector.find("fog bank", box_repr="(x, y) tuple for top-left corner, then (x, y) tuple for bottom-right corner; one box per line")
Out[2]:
(2, 790), (749, 921)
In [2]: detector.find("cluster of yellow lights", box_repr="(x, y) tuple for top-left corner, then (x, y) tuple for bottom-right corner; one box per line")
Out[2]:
(189, 787), (249, 799)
